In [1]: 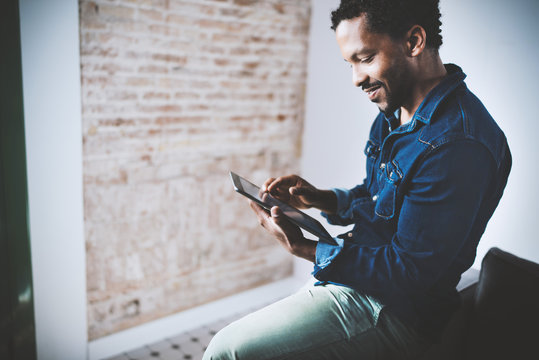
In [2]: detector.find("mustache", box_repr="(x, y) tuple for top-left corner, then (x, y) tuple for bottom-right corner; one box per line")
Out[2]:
(361, 81), (383, 91)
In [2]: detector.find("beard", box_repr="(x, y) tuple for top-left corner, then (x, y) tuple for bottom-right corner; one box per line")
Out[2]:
(376, 58), (413, 115)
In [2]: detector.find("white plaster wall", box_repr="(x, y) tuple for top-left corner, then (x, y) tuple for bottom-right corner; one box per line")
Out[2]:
(300, 0), (539, 277)
(19, 0), (88, 359)
(439, 0), (539, 266)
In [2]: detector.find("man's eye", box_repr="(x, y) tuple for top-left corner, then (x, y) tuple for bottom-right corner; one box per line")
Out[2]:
(362, 55), (374, 63)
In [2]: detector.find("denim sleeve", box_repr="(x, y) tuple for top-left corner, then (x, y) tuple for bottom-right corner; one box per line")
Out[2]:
(313, 141), (496, 295)
(321, 184), (370, 226)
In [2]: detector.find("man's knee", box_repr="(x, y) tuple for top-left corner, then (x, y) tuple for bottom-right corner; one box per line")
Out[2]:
(203, 316), (281, 360)
(203, 323), (243, 360)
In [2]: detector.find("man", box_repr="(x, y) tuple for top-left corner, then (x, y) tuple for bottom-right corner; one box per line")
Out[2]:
(204, 0), (511, 359)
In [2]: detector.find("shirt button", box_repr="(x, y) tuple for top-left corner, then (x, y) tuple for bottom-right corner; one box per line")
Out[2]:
(380, 163), (386, 170)
(347, 232), (353, 238)
(372, 195), (379, 201)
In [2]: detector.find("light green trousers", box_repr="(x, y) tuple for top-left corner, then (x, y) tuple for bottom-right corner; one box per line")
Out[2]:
(203, 282), (428, 360)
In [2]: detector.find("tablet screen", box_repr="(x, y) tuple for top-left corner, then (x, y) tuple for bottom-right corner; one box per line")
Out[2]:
(230, 172), (332, 241)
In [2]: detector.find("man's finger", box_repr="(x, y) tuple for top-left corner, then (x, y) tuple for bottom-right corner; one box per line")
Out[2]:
(267, 175), (293, 194)
(249, 200), (270, 222)
(262, 177), (276, 192)
(270, 206), (282, 218)
(270, 206), (294, 231)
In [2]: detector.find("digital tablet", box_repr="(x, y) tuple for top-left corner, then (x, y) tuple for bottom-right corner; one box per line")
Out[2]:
(230, 171), (333, 242)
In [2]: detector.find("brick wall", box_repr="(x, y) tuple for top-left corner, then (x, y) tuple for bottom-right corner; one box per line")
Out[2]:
(80, 0), (311, 340)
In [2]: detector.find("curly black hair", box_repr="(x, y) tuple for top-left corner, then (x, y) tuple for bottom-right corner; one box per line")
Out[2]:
(330, 0), (443, 50)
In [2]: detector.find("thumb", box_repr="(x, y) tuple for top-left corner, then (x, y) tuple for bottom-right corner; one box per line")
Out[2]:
(271, 206), (292, 229)
(271, 206), (283, 219)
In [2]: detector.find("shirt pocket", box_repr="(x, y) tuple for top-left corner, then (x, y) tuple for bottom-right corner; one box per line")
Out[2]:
(364, 139), (380, 190)
(374, 160), (403, 220)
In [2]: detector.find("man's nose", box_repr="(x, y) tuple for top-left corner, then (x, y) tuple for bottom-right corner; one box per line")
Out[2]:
(352, 65), (368, 88)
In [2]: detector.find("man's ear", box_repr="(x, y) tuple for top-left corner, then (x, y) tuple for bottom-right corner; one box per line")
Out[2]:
(406, 25), (427, 57)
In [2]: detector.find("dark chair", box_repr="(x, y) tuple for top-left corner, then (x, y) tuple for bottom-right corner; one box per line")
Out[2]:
(421, 247), (539, 360)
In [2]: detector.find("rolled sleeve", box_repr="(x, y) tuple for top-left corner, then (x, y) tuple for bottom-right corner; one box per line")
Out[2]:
(312, 236), (344, 275)
(321, 186), (366, 226)
(333, 188), (354, 214)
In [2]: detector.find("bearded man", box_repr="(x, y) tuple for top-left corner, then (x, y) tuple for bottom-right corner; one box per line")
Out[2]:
(204, 1), (511, 359)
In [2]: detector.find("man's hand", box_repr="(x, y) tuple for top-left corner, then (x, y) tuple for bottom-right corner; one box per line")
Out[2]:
(249, 200), (316, 262)
(262, 175), (337, 214)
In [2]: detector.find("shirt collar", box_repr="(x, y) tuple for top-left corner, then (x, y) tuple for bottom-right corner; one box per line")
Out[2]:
(382, 64), (466, 131)
(413, 64), (467, 124)
(383, 108), (401, 132)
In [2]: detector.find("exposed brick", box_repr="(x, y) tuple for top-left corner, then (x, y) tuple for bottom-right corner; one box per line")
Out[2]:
(124, 77), (155, 87)
(81, 0), (310, 340)
(151, 53), (187, 64)
(142, 91), (171, 100)
(165, 13), (192, 26)
(121, 0), (169, 8)
(137, 65), (169, 74)
(81, 46), (119, 58)
(233, 0), (258, 6)
(173, 91), (200, 100)
(98, 4), (136, 21)
(139, 8), (163, 22)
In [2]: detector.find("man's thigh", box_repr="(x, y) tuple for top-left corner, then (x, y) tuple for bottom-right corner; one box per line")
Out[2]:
(203, 283), (426, 360)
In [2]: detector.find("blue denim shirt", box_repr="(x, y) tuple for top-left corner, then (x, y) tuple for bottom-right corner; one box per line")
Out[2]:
(313, 64), (511, 339)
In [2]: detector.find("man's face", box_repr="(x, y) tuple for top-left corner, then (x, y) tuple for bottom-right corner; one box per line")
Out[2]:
(336, 15), (412, 114)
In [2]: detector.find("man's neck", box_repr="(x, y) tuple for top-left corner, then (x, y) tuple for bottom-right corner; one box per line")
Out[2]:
(399, 53), (447, 125)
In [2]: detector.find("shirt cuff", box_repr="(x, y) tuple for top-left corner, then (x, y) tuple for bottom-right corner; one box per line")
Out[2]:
(320, 188), (355, 226)
(332, 188), (354, 214)
(312, 236), (344, 276)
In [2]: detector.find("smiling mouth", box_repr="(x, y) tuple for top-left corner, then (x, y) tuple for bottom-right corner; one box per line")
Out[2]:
(364, 85), (382, 100)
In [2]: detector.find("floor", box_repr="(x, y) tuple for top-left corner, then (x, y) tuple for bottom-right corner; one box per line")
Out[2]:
(102, 303), (269, 360)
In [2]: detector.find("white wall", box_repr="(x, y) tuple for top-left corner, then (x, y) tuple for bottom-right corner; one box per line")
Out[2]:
(18, 3), (304, 359)
(17, 0), (539, 357)
(19, 0), (88, 359)
(439, 0), (539, 266)
(301, 0), (539, 272)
